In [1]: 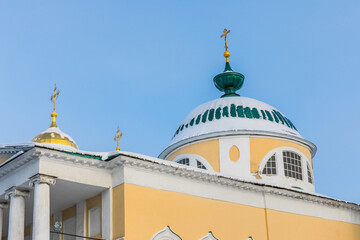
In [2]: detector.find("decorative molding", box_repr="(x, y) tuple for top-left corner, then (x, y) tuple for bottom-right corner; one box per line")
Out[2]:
(0, 147), (108, 180)
(0, 148), (40, 179)
(151, 226), (182, 240)
(0, 146), (359, 213)
(5, 187), (30, 200)
(29, 174), (57, 187)
(115, 156), (360, 212)
(199, 232), (218, 240)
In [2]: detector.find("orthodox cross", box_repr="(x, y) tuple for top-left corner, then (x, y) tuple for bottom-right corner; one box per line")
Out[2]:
(50, 84), (60, 112)
(114, 127), (123, 151)
(221, 28), (231, 51)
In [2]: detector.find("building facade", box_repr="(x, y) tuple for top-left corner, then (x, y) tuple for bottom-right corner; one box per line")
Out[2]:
(0, 35), (359, 240)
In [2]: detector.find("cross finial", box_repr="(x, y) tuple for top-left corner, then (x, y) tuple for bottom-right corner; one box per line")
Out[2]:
(50, 84), (60, 112)
(220, 28), (231, 62)
(114, 127), (123, 151)
(49, 84), (60, 128)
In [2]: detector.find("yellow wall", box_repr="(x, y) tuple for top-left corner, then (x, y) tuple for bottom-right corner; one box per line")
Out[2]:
(250, 137), (312, 173)
(113, 184), (125, 238)
(267, 209), (360, 239)
(112, 184), (360, 240)
(166, 139), (220, 172)
(166, 137), (312, 174)
(62, 205), (76, 221)
(114, 183), (268, 240)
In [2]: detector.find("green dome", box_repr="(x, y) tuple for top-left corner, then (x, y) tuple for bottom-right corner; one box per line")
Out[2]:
(213, 62), (244, 98)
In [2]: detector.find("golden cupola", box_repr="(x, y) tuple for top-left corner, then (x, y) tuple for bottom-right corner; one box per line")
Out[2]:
(32, 85), (78, 150)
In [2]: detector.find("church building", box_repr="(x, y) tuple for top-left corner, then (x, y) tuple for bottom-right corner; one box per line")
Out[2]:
(0, 30), (359, 240)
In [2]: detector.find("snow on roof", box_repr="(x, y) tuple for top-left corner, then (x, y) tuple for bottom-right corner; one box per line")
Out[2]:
(34, 143), (118, 160)
(0, 142), (117, 161)
(0, 143), (357, 207)
(116, 150), (359, 207)
(170, 96), (302, 146)
(39, 127), (77, 143)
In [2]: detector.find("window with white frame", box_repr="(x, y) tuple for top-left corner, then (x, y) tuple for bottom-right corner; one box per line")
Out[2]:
(63, 216), (76, 240)
(173, 155), (213, 171)
(262, 154), (277, 175)
(177, 158), (190, 166)
(176, 158), (206, 170)
(151, 226), (182, 240)
(283, 151), (302, 180)
(196, 160), (207, 169)
(88, 206), (101, 237)
(307, 163), (313, 184)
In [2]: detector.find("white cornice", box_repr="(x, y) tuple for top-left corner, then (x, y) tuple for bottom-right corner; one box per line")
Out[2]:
(0, 148), (40, 179)
(0, 147), (358, 212)
(112, 154), (360, 212)
(0, 147), (109, 180)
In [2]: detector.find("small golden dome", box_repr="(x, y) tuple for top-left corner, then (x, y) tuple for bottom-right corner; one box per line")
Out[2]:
(32, 85), (78, 149)
(32, 126), (78, 150)
(32, 110), (78, 149)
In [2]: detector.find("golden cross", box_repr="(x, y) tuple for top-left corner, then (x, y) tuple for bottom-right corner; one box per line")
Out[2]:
(50, 84), (60, 112)
(221, 28), (231, 51)
(114, 127), (123, 151)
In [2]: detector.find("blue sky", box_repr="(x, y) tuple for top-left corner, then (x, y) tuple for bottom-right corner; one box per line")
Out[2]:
(0, 1), (359, 203)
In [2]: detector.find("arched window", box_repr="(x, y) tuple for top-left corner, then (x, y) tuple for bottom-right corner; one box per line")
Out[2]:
(151, 226), (182, 240)
(177, 158), (190, 166)
(196, 160), (207, 170)
(174, 156), (211, 171)
(307, 163), (313, 184)
(262, 154), (277, 175)
(283, 151), (302, 180)
(199, 232), (218, 240)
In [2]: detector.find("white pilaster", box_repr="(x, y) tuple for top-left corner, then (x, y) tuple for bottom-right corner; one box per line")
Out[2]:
(29, 174), (56, 240)
(5, 187), (30, 240)
(76, 200), (86, 240)
(0, 202), (8, 240)
(102, 188), (113, 240)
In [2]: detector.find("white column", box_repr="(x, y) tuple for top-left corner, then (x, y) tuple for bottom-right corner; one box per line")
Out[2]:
(102, 188), (113, 240)
(5, 187), (30, 240)
(0, 202), (8, 240)
(29, 174), (56, 240)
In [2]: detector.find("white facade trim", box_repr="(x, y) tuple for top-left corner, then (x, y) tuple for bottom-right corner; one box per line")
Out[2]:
(219, 136), (251, 178)
(76, 200), (86, 240)
(256, 147), (315, 192)
(0, 146), (358, 227)
(151, 226), (182, 240)
(102, 189), (113, 240)
(199, 232), (218, 240)
(172, 154), (214, 171)
(112, 156), (360, 225)
(29, 174), (57, 187)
